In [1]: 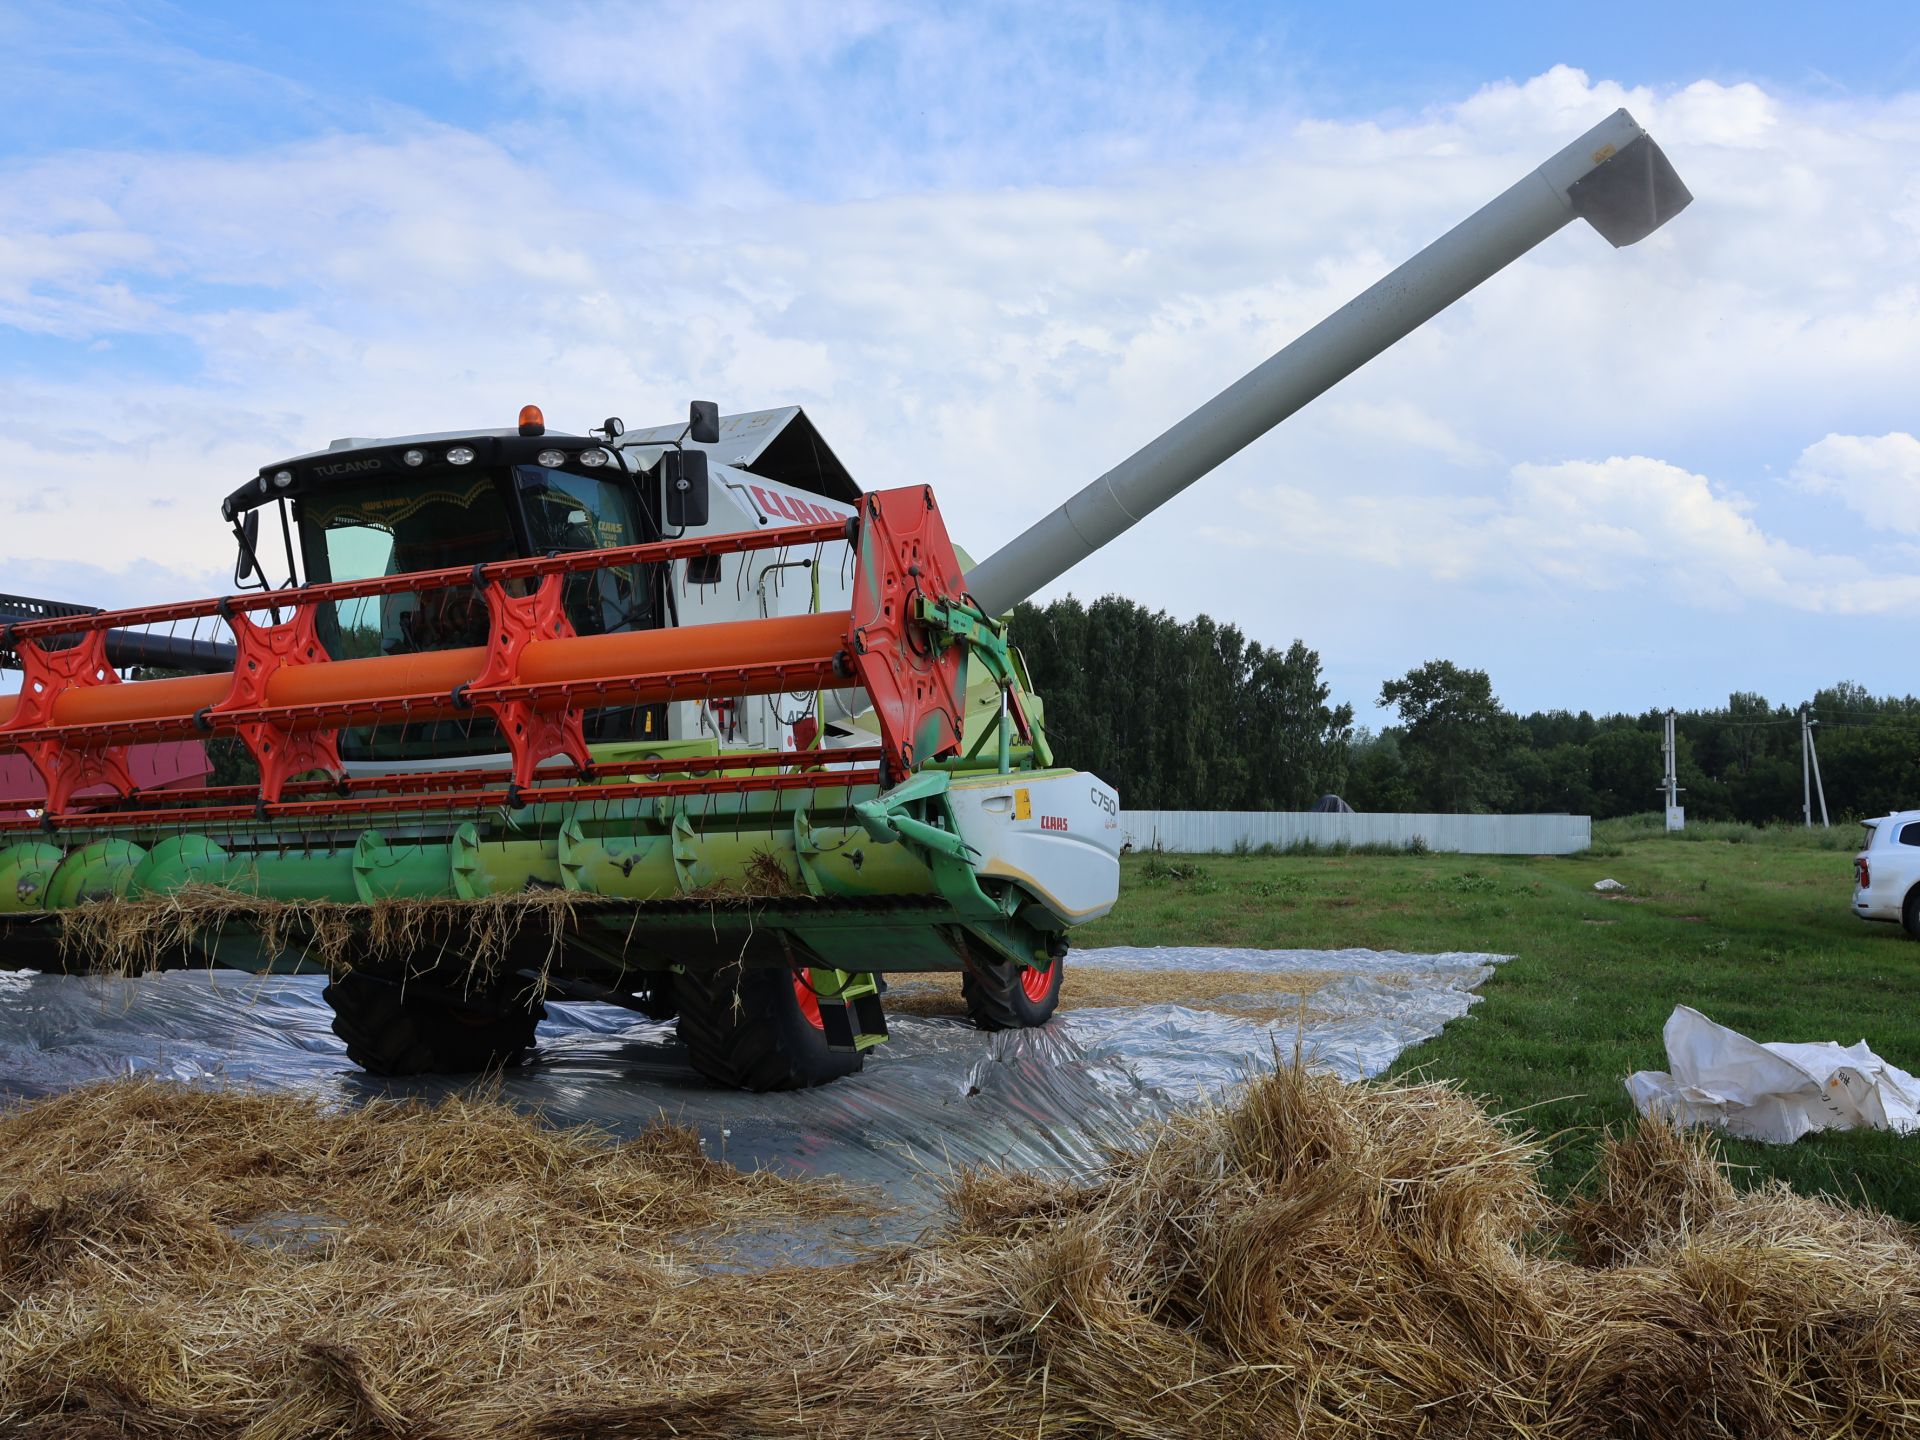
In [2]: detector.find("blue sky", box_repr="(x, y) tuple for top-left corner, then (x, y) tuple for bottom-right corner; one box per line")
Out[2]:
(4, 1), (1920, 723)
(12, 3), (1917, 155)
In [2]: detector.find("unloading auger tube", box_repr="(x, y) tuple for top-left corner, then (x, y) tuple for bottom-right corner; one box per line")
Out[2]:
(963, 108), (1693, 615)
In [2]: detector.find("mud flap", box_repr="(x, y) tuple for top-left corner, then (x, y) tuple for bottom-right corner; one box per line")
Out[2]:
(813, 968), (888, 1053)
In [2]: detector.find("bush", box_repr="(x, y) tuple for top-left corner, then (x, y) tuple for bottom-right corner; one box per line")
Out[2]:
(1139, 853), (1204, 882)
(1592, 814), (1860, 851)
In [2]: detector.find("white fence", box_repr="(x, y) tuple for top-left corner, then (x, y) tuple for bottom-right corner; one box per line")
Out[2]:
(1121, 810), (1591, 856)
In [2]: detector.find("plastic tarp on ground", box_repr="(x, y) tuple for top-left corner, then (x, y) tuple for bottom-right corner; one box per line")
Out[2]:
(1628, 1005), (1920, 1144)
(0, 946), (1505, 1204)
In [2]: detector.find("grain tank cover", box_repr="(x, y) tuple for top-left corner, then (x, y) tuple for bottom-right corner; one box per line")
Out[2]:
(623, 406), (860, 504)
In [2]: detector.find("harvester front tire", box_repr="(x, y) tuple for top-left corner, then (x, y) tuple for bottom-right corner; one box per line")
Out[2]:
(963, 951), (1064, 1031)
(323, 971), (545, 1076)
(674, 966), (865, 1091)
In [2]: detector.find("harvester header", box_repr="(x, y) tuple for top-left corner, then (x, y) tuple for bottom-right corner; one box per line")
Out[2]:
(0, 490), (973, 814)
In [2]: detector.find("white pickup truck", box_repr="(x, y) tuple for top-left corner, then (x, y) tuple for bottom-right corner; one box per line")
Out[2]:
(1852, 811), (1920, 934)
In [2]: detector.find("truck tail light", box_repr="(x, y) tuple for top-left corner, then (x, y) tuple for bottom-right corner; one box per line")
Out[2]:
(1857, 858), (1870, 889)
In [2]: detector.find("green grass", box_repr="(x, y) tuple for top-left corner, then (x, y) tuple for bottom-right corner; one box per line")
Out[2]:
(1593, 813), (1863, 851)
(1075, 819), (1920, 1222)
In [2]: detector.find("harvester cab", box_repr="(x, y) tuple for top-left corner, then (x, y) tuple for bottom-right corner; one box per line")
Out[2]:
(0, 109), (1691, 1092)
(217, 402), (831, 765)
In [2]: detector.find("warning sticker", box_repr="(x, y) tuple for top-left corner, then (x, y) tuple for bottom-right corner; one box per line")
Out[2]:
(1014, 788), (1031, 820)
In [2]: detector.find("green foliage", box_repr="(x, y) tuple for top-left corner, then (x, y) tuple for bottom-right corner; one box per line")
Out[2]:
(1595, 814), (1861, 851)
(1357, 666), (1919, 826)
(1010, 596), (1352, 809)
(1377, 660), (1519, 812)
(1138, 853), (1205, 882)
(1345, 729), (1417, 812)
(1011, 597), (1919, 826)
(205, 737), (260, 788)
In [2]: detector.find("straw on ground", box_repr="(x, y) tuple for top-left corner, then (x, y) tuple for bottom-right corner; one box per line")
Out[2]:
(4, 1067), (1917, 1437)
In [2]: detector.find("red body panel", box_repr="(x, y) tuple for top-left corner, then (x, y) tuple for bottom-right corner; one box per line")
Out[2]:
(0, 741), (212, 817)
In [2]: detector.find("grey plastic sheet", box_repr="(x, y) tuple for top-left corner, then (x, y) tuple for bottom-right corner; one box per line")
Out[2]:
(0, 946), (1505, 1206)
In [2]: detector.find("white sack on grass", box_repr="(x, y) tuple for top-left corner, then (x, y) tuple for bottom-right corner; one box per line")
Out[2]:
(1627, 1005), (1920, 1143)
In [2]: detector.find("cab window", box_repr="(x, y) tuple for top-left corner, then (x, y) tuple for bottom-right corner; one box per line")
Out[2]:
(516, 466), (654, 636)
(299, 474), (521, 762)
(301, 475), (517, 658)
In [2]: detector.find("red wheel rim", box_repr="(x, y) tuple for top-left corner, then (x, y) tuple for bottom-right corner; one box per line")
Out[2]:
(793, 968), (825, 1030)
(1020, 962), (1056, 1002)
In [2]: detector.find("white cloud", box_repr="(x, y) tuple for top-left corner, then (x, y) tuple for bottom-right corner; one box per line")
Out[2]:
(1794, 432), (1920, 534)
(3, 46), (1920, 710)
(443, 0), (1298, 199)
(1212, 450), (1920, 616)
(1323, 399), (1495, 469)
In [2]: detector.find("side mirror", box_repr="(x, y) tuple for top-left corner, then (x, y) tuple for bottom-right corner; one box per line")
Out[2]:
(233, 511), (261, 586)
(688, 400), (720, 446)
(663, 448), (710, 529)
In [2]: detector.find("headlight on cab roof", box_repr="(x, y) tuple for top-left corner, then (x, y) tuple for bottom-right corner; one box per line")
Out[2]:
(579, 448), (608, 468)
(536, 448), (565, 468)
(446, 446), (476, 466)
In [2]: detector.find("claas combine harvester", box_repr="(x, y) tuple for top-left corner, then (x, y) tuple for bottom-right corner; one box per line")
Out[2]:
(0, 114), (1690, 1089)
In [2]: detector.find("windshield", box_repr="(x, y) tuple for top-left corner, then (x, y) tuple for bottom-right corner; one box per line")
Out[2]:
(300, 466), (658, 654)
(297, 464), (662, 763)
(302, 473), (516, 657)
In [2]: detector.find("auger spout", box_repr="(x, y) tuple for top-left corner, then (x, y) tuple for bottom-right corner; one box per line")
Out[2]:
(962, 108), (1692, 616)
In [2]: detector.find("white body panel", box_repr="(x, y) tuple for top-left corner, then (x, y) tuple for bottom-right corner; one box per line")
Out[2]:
(1853, 811), (1920, 924)
(659, 459), (860, 754)
(949, 770), (1123, 923)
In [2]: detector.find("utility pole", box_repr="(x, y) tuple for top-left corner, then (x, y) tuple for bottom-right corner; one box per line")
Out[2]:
(1659, 708), (1684, 831)
(1801, 705), (1829, 828)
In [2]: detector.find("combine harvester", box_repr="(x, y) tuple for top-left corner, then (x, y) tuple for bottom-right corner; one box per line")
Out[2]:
(0, 113), (1690, 1089)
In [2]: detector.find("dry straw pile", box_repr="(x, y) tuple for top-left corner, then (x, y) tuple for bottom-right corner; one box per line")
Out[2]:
(53, 866), (818, 981)
(4, 1066), (1918, 1438)
(54, 887), (615, 979)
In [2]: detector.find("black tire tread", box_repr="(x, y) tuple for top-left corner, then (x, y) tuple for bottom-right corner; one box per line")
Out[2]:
(962, 950), (1064, 1032)
(674, 966), (863, 1091)
(323, 971), (542, 1076)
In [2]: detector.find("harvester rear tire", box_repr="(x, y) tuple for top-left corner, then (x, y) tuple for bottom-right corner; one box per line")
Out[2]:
(963, 951), (1064, 1031)
(323, 970), (545, 1076)
(674, 966), (865, 1091)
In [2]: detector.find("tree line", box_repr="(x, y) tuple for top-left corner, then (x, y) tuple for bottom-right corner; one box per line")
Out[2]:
(1009, 597), (1352, 810)
(1014, 596), (1918, 822)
